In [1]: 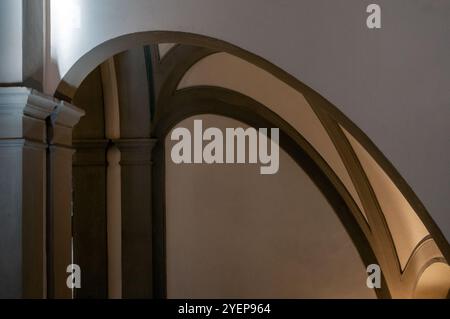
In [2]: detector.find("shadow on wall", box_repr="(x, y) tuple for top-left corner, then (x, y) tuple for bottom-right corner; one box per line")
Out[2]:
(164, 114), (376, 299)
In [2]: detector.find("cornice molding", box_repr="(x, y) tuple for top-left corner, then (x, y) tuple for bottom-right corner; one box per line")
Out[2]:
(73, 139), (110, 150)
(0, 87), (84, 125)
(0, 87), (62, 142)
(47, 99), (85, 147)
(51, 101), (85, 129)
(113, 138), (157, 150)
(73, 139), (110, 167)
(0, 87), (57, 119)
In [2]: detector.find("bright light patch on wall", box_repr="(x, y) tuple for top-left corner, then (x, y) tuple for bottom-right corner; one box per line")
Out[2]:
(50, 0), (83, 94)
(52, 0), (81, 31)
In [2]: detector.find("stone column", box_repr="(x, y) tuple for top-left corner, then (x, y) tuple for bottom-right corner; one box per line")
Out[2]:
(47, 101), (84, 299)
(72, 139), (109, 298)
(106, 146), (122, 298)
(0, 87), (55, 298)
(114, 139), (156, 298)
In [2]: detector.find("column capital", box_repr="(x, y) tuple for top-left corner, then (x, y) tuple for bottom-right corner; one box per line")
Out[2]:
(0, 87), (57, 118)
(48, 101), (85, 147)
(113, 138), (157, 150)
(50, 101), (86, 129)
(73, 139), (110, 167)
(113, 138), (157, 166)
(73, 139), (110, 149)
(0, 87), (58, 142)
(0, 87), (85, 145)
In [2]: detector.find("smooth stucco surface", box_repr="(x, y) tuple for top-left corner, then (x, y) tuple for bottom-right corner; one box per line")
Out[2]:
(165, 114), (375, 298)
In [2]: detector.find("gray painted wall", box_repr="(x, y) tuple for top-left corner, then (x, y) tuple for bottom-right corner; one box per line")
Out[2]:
(0, 0), (22, 83)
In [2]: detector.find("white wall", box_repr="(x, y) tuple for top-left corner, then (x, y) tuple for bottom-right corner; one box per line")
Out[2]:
(165, 115), (375, 298)
(47, 0), (450, 241)
(0, 0), (22, 83)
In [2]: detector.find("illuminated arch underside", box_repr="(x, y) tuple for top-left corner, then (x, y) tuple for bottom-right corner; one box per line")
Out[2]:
(176, 52), (449, 298)
(178, 53), (367, 222)
(65, 37), (449, 298)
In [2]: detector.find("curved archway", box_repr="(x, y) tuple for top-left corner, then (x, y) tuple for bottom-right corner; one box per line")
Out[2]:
(151, 86), (389, 298)
(61, 31), (450, 298)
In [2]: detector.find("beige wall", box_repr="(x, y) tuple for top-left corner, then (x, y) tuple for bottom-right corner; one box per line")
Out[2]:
(178, 52), (367, 222)
(165, 114), (375, 298)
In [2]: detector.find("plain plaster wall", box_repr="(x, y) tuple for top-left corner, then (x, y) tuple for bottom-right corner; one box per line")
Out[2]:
(0, 0), (22, 83)
(165, 114), (375, 298)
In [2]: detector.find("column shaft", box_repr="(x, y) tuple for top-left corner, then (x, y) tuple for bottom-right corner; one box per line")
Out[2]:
(47, 145), (74, 298)
(115, 139), (156, 298)
(47, 101), (84, 298)
(72, 139), (109, 298)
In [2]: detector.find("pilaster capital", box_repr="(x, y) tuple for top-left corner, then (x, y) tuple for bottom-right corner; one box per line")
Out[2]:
(73, 139), (110, 167)
(113, 138), (157, 166)
(49, 101), (85, 129)
(0, 87), (85, 146)
(73, 139), (110, 150)
(48, 101), (85, 147)
(0, 87), (57, 142)
(0, 87), (56, 118)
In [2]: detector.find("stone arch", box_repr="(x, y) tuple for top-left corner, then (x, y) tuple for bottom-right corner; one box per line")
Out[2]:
(59, 31), (449, 298)
(151, 86), (390, 298)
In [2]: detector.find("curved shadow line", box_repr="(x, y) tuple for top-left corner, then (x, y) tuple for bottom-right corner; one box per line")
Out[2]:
(151, 86), (390, 299)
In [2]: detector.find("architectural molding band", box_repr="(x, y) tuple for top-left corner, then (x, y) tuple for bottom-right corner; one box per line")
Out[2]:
(114, 139), (157, 166)
(73, 139), (110, 167)
(0, 87), (55, 142)
(0, 139), (47, 150)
